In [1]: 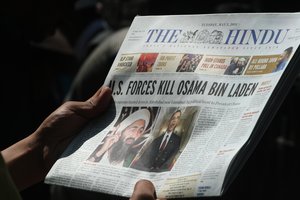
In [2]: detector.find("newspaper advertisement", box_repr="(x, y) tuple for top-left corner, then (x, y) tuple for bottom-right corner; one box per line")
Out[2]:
(45, 13), (300, 198)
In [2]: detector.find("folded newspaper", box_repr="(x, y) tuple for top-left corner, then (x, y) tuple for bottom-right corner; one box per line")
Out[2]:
(45, 13), (300, 198)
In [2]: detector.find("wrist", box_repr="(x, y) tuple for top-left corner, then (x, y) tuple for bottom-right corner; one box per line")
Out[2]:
(2, 133), (45, 190)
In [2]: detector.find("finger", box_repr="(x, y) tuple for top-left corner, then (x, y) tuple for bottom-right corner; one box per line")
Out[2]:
(66, 86), (112, 119)
(130, 180), (157, 200)
(111, 125), (120, 135)
(110, 134), (118, 142)
(116, 131), (121, 138)
(88, 86), (112, 110)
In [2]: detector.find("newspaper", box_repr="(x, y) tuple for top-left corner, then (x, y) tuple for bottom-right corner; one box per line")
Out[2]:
(45, 13), (300, 198)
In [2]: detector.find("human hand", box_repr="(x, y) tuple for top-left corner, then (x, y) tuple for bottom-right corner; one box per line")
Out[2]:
(38, 86), (112, 170)
(2, 86), (112, 190)
(97, 125), (121, 155)
(130, 180), (166, 200)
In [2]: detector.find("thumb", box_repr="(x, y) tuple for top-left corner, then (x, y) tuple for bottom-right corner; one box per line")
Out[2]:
(66, 86), (112, 120)
(130, 180), (157, 200)
(87, 86), (112, 117)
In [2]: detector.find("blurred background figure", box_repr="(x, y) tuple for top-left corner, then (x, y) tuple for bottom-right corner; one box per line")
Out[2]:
(65, 0), (149, 101)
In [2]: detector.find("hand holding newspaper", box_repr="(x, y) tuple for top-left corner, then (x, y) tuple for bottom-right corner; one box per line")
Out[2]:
(45, 13), (300, 198)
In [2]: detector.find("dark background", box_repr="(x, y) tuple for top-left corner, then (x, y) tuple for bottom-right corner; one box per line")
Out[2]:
(1, 0), (300, 199)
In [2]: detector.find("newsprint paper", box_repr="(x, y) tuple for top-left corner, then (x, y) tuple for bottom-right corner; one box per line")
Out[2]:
(45, 13), (300, 198)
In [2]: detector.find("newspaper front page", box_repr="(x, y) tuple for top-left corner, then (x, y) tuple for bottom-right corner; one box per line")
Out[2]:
(45, 13), (300, 198)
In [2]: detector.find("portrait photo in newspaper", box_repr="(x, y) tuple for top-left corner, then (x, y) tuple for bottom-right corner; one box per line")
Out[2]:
(136, 53), (159, 72)
(223, 56), (250, 75)
(86, 107), (159, 167)
(176, 53), (203, 72)
(130, 106), (200, 172)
